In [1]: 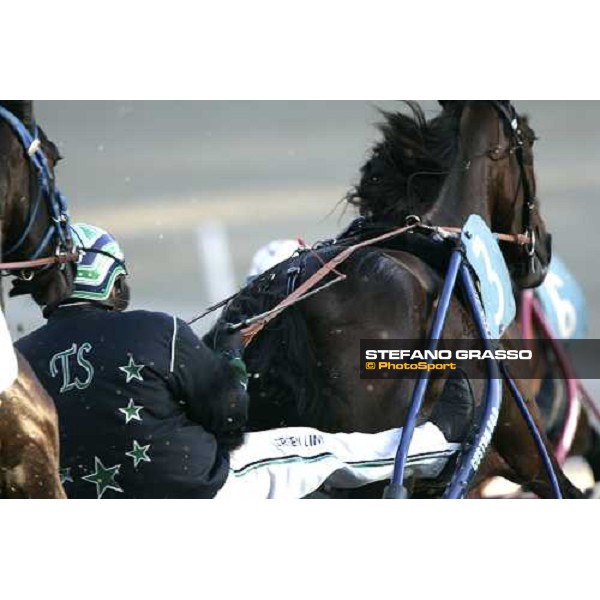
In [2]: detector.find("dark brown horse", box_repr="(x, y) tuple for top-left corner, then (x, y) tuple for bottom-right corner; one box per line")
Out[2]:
(211, 101), (581, 498)
(0, 100), (76, 498)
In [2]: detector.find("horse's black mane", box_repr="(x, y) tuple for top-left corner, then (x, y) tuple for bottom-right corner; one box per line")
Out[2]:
(346, 101), (461, 222)
(346, 102), (535, 225)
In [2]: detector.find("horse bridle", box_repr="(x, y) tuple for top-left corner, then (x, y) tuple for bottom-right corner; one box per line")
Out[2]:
(487, 100), (539, 267)
(405, 101), (540, 271)
(0, 106), (79, 278)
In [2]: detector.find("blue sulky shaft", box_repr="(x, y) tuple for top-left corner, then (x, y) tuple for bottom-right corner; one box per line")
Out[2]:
(442, 264), (503, 498)
(447, 264), (561, 498)
(500, 361), (562, 498)
(384, 249), (463, 499)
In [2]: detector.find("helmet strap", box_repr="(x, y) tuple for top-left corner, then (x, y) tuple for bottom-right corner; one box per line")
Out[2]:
(80, 247), (128, 274)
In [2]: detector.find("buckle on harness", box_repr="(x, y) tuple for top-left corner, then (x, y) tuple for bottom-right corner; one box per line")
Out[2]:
(286, 266), (301, 295)
(27, 138), (41, 156)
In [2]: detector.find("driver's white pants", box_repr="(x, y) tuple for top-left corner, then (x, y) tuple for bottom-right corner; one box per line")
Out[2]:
(215, 422), (458, 499)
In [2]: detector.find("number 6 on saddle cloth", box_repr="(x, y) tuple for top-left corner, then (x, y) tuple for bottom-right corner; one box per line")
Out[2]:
(385, 215), (563, 499)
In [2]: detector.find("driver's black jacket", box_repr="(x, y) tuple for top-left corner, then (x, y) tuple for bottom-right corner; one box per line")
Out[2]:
(16, 304), (248, 499)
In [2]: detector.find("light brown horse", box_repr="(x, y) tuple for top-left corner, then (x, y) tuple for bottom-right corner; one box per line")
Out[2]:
(0, 100), (76, 498)
(0, 354), (65, 497)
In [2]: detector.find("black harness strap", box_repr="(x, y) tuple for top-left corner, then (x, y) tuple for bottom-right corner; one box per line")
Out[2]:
(489, 100), (535, 242)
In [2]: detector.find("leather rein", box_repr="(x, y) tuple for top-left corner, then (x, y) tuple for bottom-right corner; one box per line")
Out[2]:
(0, 251), (80, 275)
(236, 218), (531, 346)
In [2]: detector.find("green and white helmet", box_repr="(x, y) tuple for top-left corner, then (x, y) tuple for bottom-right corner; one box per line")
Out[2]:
(70, 223), (128, 302)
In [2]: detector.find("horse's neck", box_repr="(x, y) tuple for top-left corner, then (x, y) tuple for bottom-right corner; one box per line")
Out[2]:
(423, 150), (493, 229)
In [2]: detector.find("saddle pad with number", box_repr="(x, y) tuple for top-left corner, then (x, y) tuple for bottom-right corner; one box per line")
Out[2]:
(461, 214), (516, 338)
(535, 255), (588, 340)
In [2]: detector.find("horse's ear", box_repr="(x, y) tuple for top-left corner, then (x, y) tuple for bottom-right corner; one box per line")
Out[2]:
(38, 126), (63, 163)
(0, 100), (35, 131)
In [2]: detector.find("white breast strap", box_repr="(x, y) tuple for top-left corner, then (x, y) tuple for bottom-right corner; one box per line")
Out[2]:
(0, 309), (18, 394)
